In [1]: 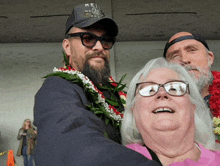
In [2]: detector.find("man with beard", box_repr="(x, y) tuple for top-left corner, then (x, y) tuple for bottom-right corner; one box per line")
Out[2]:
(33, 3), (160, 166)
(163, 31), (216, 109)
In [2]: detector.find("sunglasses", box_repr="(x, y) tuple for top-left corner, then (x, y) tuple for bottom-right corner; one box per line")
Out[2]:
(135, 80), (189, 97)
(66, 32), (116, 50)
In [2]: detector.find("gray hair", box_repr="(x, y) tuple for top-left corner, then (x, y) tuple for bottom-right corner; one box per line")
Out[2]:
(121, 57), (215, 149)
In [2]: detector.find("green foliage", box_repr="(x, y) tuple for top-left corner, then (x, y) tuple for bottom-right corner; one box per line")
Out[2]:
(105, 98), (120, 106)
(45, 70), (127, 134)
(114, 74), (127, 92)
(63, 52), (69, 66)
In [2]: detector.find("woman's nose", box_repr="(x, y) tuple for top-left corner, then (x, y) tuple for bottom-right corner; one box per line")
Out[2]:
(155, 87), (169, 99)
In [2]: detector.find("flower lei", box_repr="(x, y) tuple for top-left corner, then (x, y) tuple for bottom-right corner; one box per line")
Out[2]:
(209, 71), (220, 143)
(45, 65), (127, 130)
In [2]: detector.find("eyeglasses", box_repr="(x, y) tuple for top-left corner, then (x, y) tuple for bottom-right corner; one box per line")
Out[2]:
(135, 80), (189, 97)
(66, 32), (116, 50)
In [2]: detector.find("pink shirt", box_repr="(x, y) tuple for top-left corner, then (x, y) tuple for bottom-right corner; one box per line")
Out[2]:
(126, 143), (220, 165)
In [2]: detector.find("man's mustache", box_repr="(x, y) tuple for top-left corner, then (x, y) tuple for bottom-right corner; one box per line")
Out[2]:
(86, 52), (107, 61)
(184, 65), (201, 72)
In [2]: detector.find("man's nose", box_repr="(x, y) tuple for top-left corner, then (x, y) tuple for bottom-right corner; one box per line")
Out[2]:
(92, 40), (104, 51)
(180, 52), (191, 66)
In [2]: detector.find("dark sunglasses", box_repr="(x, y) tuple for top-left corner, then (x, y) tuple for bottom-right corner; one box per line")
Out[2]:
(66, 32), (116, 50)
(135, 80), (190, 97)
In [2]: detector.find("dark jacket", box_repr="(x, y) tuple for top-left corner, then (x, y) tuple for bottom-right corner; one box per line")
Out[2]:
(33, 76), (160, 166)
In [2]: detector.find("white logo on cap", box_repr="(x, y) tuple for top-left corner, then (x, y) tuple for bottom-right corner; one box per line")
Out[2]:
(84, 3), (104, 18)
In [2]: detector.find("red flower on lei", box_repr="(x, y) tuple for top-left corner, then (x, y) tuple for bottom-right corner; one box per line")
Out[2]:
(208, 71), (220, 143)
(209, 71), (220, 118)
(55, 66), (126, 121)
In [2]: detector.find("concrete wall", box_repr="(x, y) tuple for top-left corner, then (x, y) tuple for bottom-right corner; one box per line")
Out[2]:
(0, 41), (219, 165)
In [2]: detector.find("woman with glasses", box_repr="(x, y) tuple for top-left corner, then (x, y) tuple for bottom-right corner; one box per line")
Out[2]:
(121, 58), (219, 166)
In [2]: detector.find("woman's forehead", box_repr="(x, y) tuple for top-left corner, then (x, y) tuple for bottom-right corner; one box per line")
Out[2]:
(140, 68), (181, 82)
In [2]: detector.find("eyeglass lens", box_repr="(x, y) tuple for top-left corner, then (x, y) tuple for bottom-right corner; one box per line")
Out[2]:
(82, 33), (114, 49)
(138, 81), (187, 97)
(67, 32), (115, 49)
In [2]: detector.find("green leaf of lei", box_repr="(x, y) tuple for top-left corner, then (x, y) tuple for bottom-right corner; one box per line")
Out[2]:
(63, 52), (69, 66)
(45, 69), (126, 137)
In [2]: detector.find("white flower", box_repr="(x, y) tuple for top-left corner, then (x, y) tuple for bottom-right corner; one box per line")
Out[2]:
(52, 67), (124, 122)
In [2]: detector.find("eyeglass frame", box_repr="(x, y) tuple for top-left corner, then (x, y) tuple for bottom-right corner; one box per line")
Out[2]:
(135, 80), (190, 97)
(65, 32), (116, 50)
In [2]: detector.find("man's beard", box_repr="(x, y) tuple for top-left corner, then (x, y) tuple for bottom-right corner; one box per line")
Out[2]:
(82, 60), (111, 87)
(184, 65), (213, 92)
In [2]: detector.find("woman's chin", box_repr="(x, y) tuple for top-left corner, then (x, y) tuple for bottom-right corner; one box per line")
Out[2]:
(152, 120), (180, 132)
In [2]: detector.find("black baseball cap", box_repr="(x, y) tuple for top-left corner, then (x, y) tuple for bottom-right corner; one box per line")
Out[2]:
(163, 34), (209, 57)
(65, 3), (118, 37)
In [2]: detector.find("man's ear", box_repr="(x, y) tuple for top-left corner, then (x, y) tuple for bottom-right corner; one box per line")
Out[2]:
(62, 39), (71, 56)
(208, 51), (215, 66)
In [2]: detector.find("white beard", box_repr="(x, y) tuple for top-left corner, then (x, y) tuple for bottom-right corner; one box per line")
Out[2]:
(184, 66), (213, 92)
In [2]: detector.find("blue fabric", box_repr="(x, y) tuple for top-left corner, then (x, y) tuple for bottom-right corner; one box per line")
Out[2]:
(22, 146), (33, 166)
(33, 77), (160, 166)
